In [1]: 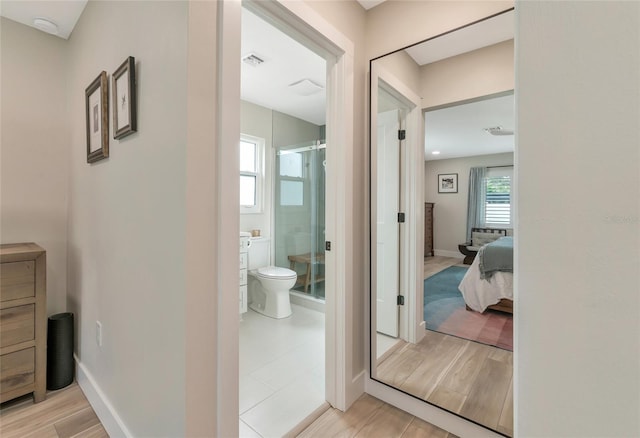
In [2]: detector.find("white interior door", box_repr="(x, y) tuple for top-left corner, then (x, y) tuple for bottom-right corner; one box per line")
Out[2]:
(376, 109), (400, 337)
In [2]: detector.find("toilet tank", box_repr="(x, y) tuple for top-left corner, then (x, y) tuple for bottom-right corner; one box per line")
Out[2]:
(248, 237), (269, 270)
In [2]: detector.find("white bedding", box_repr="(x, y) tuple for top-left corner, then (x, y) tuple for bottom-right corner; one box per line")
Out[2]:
(458, 255), (513, 312)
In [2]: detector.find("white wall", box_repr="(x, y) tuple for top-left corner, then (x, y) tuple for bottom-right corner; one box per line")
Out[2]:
(0, 17), (69, 316)
(517, 2), (639, 436)
(420, 40), (514, 109)
(425, 153), (513, 255)
(65, 2), (187, 436)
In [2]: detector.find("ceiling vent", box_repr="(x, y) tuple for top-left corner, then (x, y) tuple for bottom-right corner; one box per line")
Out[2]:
(484, 126), (514, 136)
(242, 53), (264, 67)
(288, 79), (324, 96)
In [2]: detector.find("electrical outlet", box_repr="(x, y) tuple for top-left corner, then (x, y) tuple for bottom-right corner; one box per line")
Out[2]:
(96, 321), (103, 347)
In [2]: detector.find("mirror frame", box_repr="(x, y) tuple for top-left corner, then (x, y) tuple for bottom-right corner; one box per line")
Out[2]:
(367, 7), (515, 437)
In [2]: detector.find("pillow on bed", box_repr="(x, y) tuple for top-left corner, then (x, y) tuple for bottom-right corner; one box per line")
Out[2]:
(472, 232), (503, 248)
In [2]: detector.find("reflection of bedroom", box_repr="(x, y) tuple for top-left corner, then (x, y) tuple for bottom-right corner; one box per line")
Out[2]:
(374, 18), (516, 435)
(423, 93), (514, 351)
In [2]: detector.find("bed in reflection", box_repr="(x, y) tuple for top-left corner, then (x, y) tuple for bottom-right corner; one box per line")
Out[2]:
(459, 236), (514, 314)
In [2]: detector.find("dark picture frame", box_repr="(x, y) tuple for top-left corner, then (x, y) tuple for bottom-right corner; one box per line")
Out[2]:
(85, 71), (109, 163)
(438, 173), (458, 193)
(112, 56), (137, 139)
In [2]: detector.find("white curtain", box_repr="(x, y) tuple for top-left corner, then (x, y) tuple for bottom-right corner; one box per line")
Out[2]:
(466, 167), (487, 242)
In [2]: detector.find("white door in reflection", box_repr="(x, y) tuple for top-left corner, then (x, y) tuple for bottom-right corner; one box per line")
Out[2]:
(376, 109), (401, 337)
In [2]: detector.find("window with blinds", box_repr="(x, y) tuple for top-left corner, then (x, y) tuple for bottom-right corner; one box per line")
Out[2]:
(484, 168), (512, 226)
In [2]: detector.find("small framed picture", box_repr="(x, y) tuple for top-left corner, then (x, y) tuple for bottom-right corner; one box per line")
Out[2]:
(438, 173), (458, 193)
(85, 71), (109, 163)
(112, 56), (137, 139)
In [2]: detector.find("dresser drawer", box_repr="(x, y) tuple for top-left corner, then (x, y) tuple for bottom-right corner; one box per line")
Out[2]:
(0, 347), (35, 401)
(239, 268), (247, 286)
(0, 261), (35, 302)
(0, 304), (35, 349)
(240, 252), (248, 270)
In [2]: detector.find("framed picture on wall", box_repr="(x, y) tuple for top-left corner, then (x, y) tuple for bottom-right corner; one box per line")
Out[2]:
(85, 71), (109, 163)
(438, 173), (458, 193)
(112, 56), (137, 140)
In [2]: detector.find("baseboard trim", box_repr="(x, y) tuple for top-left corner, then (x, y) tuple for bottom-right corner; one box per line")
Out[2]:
(75, 355), (131, 437)
(433, 249), (464, 259)
(345, 369), (365, 410)
(283, 402), (330, 437)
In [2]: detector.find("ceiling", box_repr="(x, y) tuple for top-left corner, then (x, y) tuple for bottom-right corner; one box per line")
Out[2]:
(3, 0), (513, 151)
(356, 0), (387, 10)
(241, 8), (327, 126)
(424, 94), (514, 161)
(405, 10), (514, 66)
(0, 1), (87, 39)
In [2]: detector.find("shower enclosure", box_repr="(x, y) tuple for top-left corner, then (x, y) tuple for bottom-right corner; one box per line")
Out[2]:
(274, 141), (326, 299)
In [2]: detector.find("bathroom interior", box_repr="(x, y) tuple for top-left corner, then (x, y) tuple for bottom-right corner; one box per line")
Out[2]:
(238, 6), (328, 437)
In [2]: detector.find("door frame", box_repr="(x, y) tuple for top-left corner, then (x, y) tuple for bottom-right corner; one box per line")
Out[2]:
(370, 63), (424, 354)
(216, 0), (357, 435)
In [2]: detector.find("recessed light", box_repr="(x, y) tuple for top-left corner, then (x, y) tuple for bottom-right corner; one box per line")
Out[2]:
(33, 17), (59, 35)
(432, 151), (441, 155)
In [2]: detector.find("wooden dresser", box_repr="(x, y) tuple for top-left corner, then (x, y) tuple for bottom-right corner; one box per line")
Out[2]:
(424, 203), (434, 257)
(0, 243), (46, 403)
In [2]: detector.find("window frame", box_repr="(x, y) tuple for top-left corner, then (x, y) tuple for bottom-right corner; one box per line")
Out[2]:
(239, 134), (265, 214)
(483, 167), (513, 228)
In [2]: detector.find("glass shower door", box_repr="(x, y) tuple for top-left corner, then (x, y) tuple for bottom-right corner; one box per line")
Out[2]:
(275, 141), (326, 299)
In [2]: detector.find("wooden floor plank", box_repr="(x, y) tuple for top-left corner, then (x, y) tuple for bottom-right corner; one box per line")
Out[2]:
(401, 416), (457, 438)
(376, 343), (426, 388)
(395, 334), (465, 400)
(54, 406), (101, 438)
(297, 393), (383, 437)
(353, 403), (414, 438)
(459, 358), (512, 429)
(0, 385), (89, 438)
(71, 423), (109, 438)
(0, 383), (105, 438)
(435, 341), (490, 396)
(497, 376), (514, 437)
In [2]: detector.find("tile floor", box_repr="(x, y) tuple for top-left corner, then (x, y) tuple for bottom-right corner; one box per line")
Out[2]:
(240, 304), (326, 437)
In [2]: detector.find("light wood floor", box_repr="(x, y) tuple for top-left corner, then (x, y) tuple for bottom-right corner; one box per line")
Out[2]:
(298, 393), (457, 438)
(1, 384), (457, 438)
(0, 383), (108, 438)
(374, 256), (513, 436)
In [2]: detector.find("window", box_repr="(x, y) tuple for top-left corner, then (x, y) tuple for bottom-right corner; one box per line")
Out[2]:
(239, 135), (264, 213)
(278, 150), (304, 206)
(484, 167), (513, 227)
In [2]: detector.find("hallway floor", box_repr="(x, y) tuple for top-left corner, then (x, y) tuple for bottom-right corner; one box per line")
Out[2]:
(240, 304), (325, 437)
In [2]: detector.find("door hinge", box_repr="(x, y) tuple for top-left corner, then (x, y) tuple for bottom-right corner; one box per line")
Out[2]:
(325, 241), (331, 251)
(397, 212), (405, 223)
(398, 130), (406, 140)
(397, 295), (405, 306)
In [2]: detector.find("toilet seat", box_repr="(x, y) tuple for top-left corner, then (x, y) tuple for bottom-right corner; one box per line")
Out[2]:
(255, 266), (297, 280)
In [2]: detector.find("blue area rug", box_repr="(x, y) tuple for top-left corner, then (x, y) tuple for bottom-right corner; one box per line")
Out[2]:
(424, 266), (469, 330)
(424, 266), (513, 350)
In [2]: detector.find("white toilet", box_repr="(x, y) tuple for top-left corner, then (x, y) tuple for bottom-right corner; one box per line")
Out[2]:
(247, 237), (297, 319)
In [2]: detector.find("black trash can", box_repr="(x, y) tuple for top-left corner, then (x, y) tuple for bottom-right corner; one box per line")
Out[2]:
(47, 312), (74, 390)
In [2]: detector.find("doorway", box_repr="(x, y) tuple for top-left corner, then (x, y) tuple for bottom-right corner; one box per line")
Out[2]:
(230, 1), (356, 435)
